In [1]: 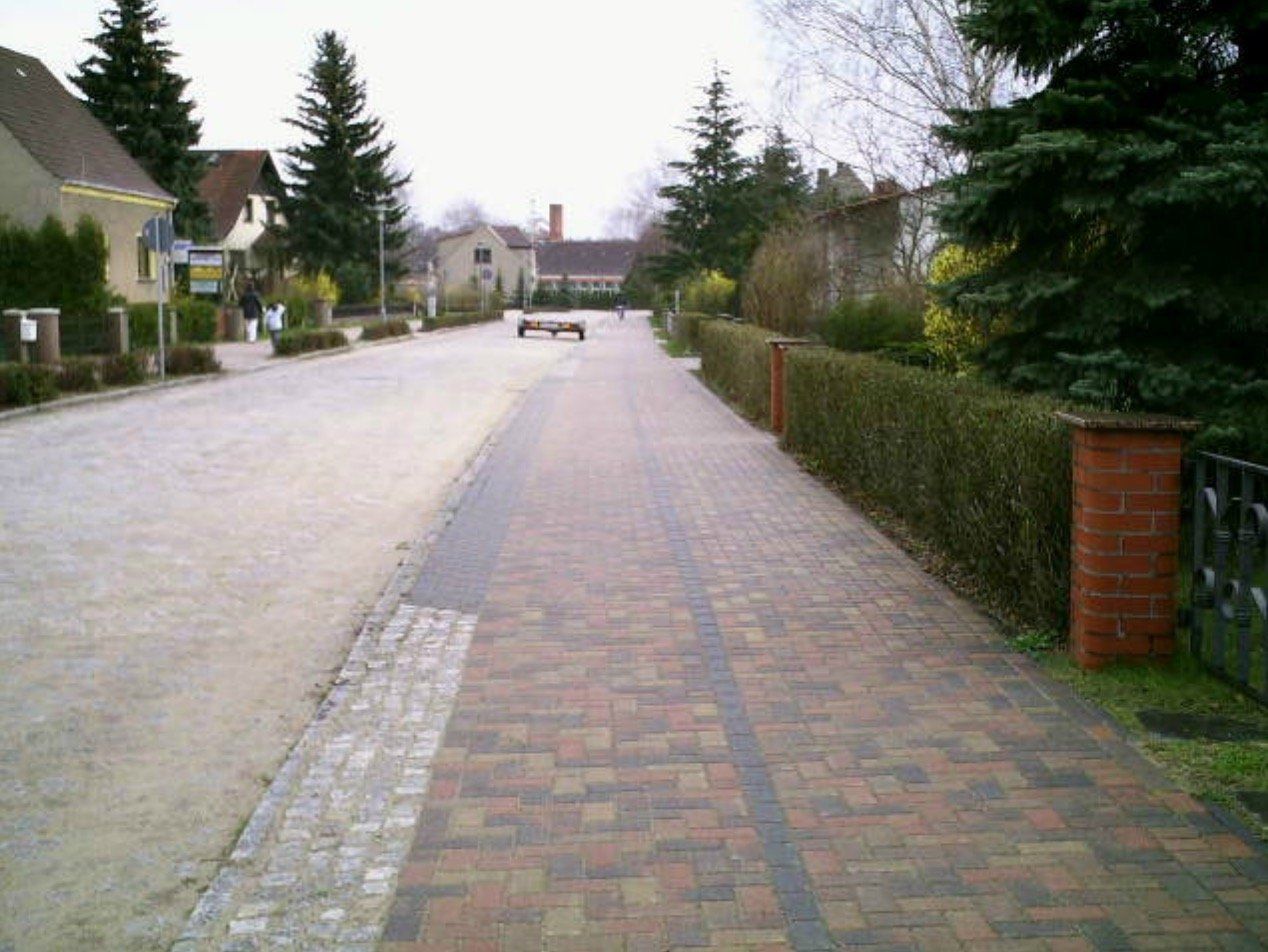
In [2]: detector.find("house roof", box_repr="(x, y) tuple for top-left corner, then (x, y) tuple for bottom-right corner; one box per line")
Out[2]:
(439, 223), (532, 250)
(491, 225), (531, 248)
(0, 44), (172, 203)
(193, 149), (283, 241)
(536, 240), (640, 279)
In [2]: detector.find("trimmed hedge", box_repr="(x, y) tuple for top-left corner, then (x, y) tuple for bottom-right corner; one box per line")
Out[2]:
(128, 299), (218, 346)
(0, 363), (58, 407)
(101, 352), (148, 387)
(57, 357), (102, 392)
(671, 312), (709, 354)
(421, 311), (502, 332)
(164, 344), (221, 376)
(699, 319), (774, 423)
(360, 318), (412, 341)
(273, 328), (349, 357)
(783, 348), (1072, 631)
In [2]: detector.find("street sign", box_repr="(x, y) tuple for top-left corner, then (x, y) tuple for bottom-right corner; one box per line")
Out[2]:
(142, 216), (175, 253)
(171, 239), (193, 265)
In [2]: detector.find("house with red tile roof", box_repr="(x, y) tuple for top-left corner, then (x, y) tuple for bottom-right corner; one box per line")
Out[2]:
(193, 149), (287, 292)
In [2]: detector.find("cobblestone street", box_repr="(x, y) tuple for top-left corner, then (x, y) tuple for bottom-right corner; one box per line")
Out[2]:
(0, 319), (571, 951)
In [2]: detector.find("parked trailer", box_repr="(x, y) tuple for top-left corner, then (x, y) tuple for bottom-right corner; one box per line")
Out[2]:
(517, 315), (585, 340)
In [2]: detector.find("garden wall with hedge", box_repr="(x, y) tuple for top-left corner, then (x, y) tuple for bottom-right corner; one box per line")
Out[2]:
(698, 319), (774, 423)
(783, 348), (1072, 630)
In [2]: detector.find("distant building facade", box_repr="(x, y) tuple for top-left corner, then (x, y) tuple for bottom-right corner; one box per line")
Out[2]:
(811, 163), (940, 301)
(0, 44), (175, 303)
(434, 223), (534, 298)
(535, 240), (639, 294)
(534, 204), (638, 294)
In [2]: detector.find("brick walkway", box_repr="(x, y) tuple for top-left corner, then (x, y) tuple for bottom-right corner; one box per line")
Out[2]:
(383, 318), (1268, 950)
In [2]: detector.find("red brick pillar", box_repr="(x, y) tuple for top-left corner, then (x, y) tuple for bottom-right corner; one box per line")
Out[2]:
(1058, 412), (1198, 669)
(768, 339), (814, 435)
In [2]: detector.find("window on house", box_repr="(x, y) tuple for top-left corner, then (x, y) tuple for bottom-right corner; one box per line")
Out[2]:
(265, 200), (275, 225)
(244, 197), (253, 223)
(136, 235), (154, 280)
(473, 247), (492, 264)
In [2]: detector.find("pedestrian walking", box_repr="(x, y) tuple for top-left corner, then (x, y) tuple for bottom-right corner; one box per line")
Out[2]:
(241, 283), (263, 343)
(265, 300), (287, 348)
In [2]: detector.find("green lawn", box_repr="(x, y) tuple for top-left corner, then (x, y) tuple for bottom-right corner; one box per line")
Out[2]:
(1042, 651), (1268, 838)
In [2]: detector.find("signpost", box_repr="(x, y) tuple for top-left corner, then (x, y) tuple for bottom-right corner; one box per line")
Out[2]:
(143, 214), (176, 381)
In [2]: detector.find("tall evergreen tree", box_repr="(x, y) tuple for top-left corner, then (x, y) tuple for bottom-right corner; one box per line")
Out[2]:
(938, 1), (1268, 433)
(656, 67), (755, 282)
(283, 31), (410, 292)
(70, 0), (210, 239)
(741, 125), (811, 261)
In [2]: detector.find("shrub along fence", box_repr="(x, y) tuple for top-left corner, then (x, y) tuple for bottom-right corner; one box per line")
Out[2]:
(698, 319), (775, 423)
(784, 348), (1073, 631)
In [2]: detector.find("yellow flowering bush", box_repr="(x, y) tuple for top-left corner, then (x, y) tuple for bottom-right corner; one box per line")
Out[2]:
(923, 244), (1007, 373)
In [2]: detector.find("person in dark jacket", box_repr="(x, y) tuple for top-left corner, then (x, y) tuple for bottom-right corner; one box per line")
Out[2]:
(240, 283), (264, 342)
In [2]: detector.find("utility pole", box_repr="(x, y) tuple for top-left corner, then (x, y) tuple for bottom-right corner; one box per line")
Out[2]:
(376, 204), (387, 322)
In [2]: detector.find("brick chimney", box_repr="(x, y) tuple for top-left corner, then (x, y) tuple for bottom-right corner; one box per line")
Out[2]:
(548, 204), (563, 241)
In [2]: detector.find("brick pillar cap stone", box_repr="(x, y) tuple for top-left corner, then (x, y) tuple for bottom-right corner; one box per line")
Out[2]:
(1055, 410), (1200, 432)
(767, 337), (818, 348)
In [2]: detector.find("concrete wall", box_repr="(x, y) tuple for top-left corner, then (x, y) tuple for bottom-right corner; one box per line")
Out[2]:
(59, 188), (173, 303)
(0, 123), (61, 227)
(435, 224), (534, 296)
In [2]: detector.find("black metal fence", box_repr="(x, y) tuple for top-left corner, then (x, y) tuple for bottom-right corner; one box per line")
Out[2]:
(58, 312), (109, 356)
(1191, 452), (1268, 701)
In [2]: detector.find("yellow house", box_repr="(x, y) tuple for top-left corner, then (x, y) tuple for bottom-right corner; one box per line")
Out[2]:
(0, 44), (176, 302)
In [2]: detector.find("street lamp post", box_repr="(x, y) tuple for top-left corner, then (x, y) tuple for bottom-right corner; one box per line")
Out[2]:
(376, 204), (387, 322)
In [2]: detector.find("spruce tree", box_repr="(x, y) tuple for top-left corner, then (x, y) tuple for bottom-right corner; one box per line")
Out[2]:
(938, 1), (1268, 442)
(283, 31), (410, 292)
(656, 67), (755, 282)
(741, 125), (811, 261)
(70, 0), (210, 239)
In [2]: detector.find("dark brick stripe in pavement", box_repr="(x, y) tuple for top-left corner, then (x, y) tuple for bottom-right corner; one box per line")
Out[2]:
(628, 383), (832, 952)
(408, 380), (559, 613)
(384, 318), (1268, 951)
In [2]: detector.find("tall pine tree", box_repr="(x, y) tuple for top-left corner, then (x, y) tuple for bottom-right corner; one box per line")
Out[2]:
(70, 0), (210, 239)
(938, 1), (1268, 438)
(283, 32), (410, 292)
(656, 67), (755, 282)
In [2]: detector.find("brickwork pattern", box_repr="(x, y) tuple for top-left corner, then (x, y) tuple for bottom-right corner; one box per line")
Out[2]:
(1069, 427), (1186, 667)
(384, 320), (1268, 949)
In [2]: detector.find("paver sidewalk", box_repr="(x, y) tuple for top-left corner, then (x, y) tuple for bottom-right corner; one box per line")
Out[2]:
(382, 318), (1268, 950)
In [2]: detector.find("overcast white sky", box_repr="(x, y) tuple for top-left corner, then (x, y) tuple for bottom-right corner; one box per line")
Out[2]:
(1, 0), (805, 238)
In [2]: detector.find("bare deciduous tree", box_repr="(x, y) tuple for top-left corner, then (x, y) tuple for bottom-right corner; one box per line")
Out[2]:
(438, 198), (492, 232)
(602, 162), (673, 240)
(762, 0), (1020, 183)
